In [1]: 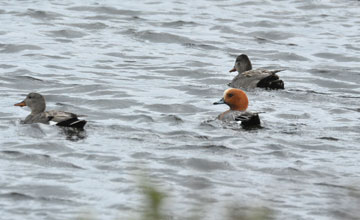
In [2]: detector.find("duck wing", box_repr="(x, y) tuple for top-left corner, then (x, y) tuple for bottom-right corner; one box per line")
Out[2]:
(243, 69), (284, 77)
(228, 73), (260, 89)
(229, 70), (271, 89)
(229, 69), (284, 89)
(45, 110), (87, 129)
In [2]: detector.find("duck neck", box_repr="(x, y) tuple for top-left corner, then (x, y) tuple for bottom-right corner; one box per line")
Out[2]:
(229, 104), (248, 111)
(237, 62), (252, 73)
(30, 103), (46, 115)
(228, 98), (248, 111)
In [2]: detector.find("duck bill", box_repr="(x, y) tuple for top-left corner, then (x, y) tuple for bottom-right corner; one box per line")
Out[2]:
(229, 67), (236, 72)
(213, 97), (226, 105)
(14, 101), (26, 107)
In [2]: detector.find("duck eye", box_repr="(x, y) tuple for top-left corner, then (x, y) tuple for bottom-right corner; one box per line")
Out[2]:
(228, 93), (234, 98)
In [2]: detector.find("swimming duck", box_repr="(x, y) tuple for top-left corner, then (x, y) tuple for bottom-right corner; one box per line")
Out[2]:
(228, 54), (285, 90)
(14, 92), (86, 129)
(213, 88), (260, 128)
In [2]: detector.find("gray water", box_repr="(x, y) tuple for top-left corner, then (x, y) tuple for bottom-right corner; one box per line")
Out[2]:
(1, 0), (360, 219)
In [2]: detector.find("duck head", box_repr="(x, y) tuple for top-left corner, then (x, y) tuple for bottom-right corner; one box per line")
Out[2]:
(213, 88), (248, 111)
(14, 92), (46, 114)
(229, 54), (252, 74)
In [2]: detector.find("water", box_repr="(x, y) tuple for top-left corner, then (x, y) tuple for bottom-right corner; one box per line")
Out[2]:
(1, 0), (360, 219)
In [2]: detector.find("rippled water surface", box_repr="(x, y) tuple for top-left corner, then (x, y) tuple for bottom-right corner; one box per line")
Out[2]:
(1, 0), (360, 219)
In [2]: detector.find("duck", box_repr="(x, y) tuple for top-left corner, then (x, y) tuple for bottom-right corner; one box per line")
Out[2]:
(14, 92), (87, 129)
(228, 54), (285, 90)
(213, 88), (260, 128)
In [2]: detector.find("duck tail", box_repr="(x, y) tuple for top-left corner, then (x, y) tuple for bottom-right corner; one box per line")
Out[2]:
(257, 74), (285, 90)
(235, 113), (261, 128)
(269, 79), (285, 90)
(270, 69), (285, 74)
(56, 118), (87, 129)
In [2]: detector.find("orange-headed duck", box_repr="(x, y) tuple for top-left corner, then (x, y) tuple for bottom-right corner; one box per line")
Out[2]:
(228, 54), (285, 90)
(213, 88), (260, 128)
(14, 92), (86, 129)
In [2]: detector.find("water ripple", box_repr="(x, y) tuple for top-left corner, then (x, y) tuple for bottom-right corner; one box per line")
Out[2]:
(1, 1), (359, 219)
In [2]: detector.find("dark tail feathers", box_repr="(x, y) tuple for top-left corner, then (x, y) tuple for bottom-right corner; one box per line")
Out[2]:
(235, 114), (261, 129)
(257, 74), (284, 90)
(56, 118), (87, 129)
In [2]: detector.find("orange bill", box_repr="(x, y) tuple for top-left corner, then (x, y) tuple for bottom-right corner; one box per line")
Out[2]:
(14, 101), (26, 107)
(229, 67), (236, 72)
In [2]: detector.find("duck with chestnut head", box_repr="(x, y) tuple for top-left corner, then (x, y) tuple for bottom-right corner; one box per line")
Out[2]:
(213, 88), (260, 128)
(228, 54), (285, 90)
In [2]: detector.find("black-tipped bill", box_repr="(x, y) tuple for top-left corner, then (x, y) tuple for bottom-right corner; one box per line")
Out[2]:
(213, 97), (226, 105)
